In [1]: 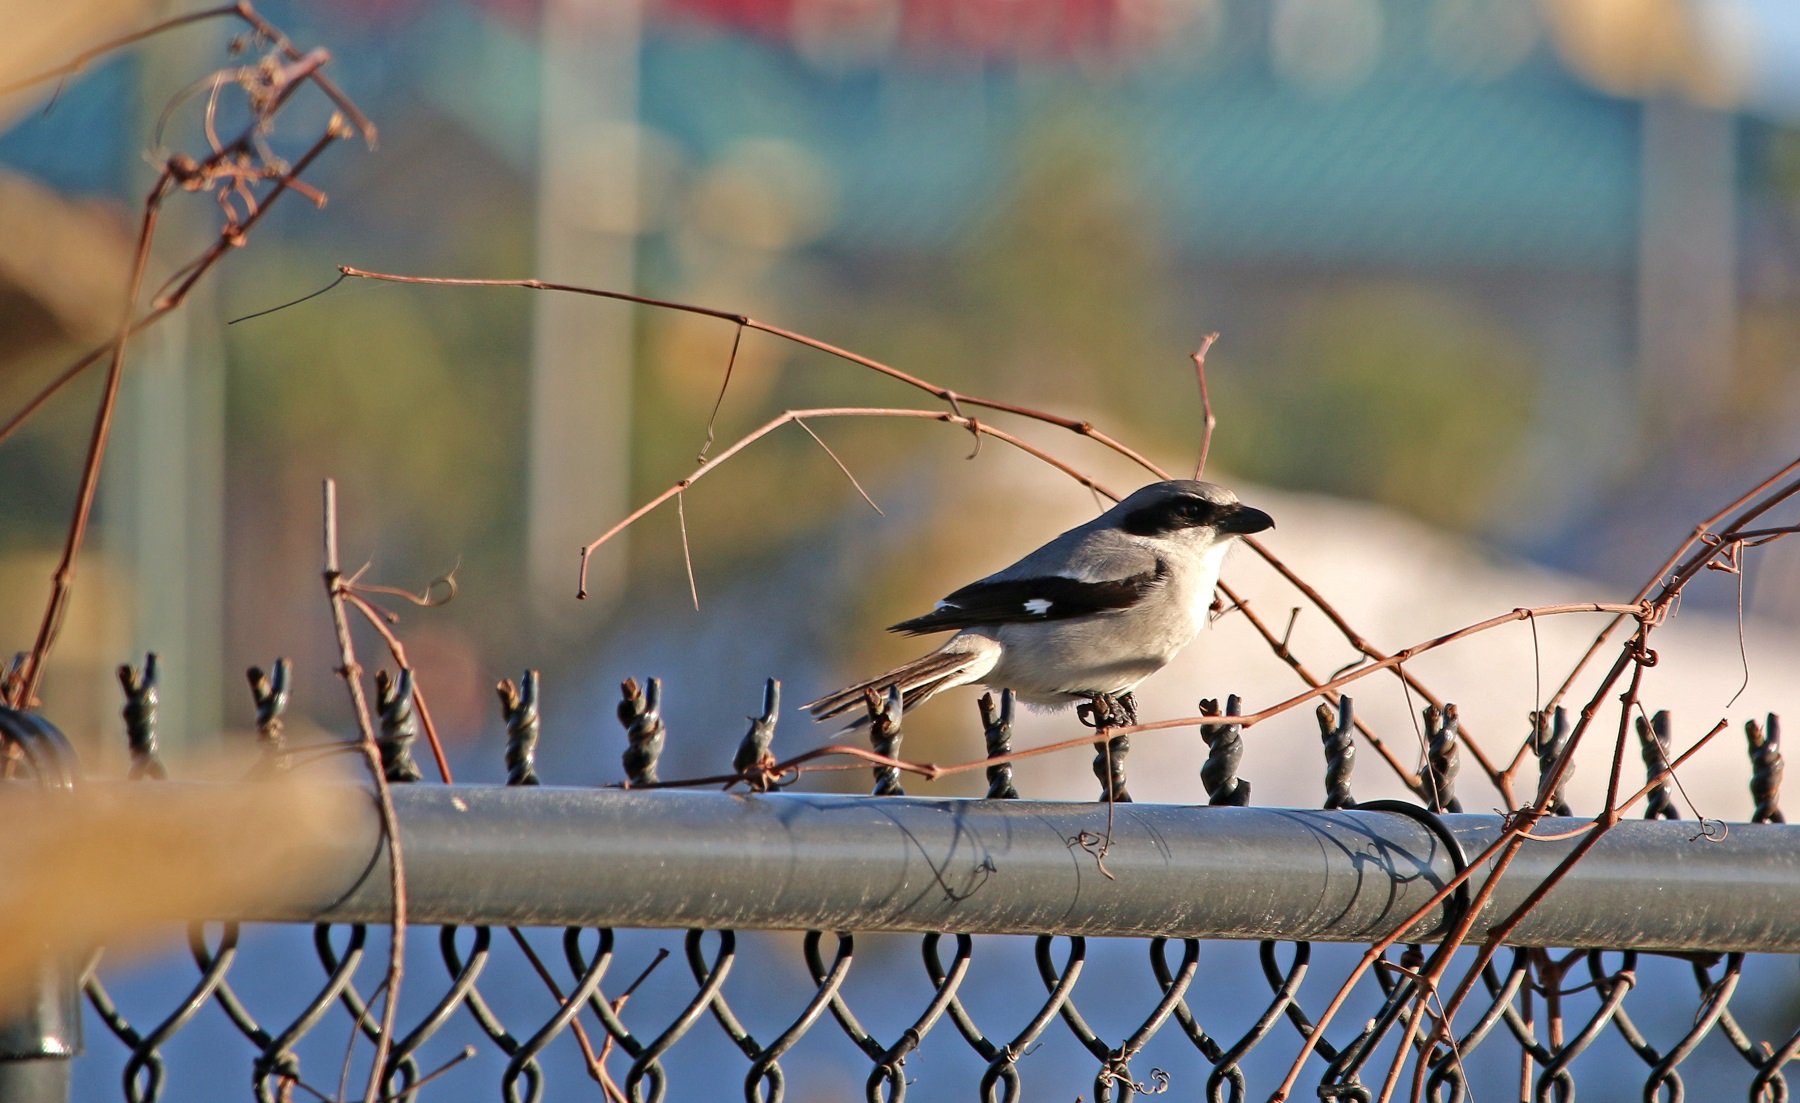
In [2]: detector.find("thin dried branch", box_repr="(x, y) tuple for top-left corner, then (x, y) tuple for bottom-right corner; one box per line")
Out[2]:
(1120, 601), (1649, 742)
(1269, 645), (1646, 1102)
(325, 268), (1537, 801)
(574, 406), (1117, 599)
(2, 1), (376, 146)
(503, 929), (615, 1097)
(697, 323), (745, 463)
(1242, 535), (1509, 798)
(1, 6), (370, 451)
(1388, 651), (1660, 1103)
(340, 591), (454, 783)
(793, 416), (882, 516)
(1505, 466), (1800, 788)
(594, 947), (671, 1102)
(320, 480), (405, 1103)
(1189, 332), (1219, 479)
(7, 174), (169, 707)
(1407, 501), (1800, 1084)
(0, 4), (243, 96)
(1273, 466), (1800, 1102)
(2, 10), (369, 705)
(1543, 455), (1800, 715)
(1216, 579), (1426, 794)
(334, 267), (1169, 477)
(675, 491), (699, 612)
(0, 124), (350, 452)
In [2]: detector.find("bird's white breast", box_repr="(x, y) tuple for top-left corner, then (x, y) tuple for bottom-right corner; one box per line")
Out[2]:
(1182, 539), (1233, 630)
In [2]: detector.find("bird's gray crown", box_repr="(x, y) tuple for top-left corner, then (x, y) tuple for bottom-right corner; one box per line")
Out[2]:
(1115, 480), (1240, 510)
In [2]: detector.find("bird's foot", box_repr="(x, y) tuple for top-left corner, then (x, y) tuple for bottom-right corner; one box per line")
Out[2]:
(1116, 691), (1138, 726)
(1077, 692), (1137, 730)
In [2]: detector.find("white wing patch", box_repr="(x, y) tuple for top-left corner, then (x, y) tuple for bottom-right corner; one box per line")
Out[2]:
(1024, 598), (1052, 616)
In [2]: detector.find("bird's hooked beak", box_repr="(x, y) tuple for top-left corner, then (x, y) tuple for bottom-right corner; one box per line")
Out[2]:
(1215, 502), (1275, 536)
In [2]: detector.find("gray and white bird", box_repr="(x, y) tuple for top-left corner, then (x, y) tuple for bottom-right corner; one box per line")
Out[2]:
(804, 480), (1273, 727)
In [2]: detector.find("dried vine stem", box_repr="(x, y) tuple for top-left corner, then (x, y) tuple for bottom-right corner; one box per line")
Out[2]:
(2, 0), (376, 413)
(3, 7), (371, 707)
(1540, 454), (1800, 718)
(1190, 332), (1219, 479)
(1268, 466), (1800, 1102)
(0, 124), (348, 452)
(7, 174), (166, 709)
(1267, 644), (1701, 1103)
(1502, 465), (1800, 790)
(572, 406), (1114, 599)
(327, 268), (1494, 797)
(1406, 498), (1800, 1095)
(1388, 499), (1800, 1098)
(334, 266), (1167, 472)
(1240, 536), (1509, 796)
(1118, 601), (1648, 740)
(339, 591), (453, 783)
(1215, 578), (1427, 794)
(320, 480), (405, 1102)
(0, 0), (377, 141)
(1256, 700), (1735, 1103)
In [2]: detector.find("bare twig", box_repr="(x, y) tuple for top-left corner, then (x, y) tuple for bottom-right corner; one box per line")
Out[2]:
(573, 406), (1117, 599)
(1242, 536), (1509, 799)
(0, 5), (371, 457)
(0, 4), (242, 96)
(334, 267), (1169, 477)
(1543, 456), (1800, 714)
(1270, 465), (1800, 1102)
(0, 124), (351, 453)
(321, 479), (405, 1103)
(1216, 580), (1425, 793)
(595, 948), (671, 1102)
(1189, 332), (1219, 479)
(1120, 602), (1649, 741)
(793, 416), (882, 515)
(325, 266), (1560, 804)
(675, 491), (699, 612)
(504, 929), (613, 1095)
(3, 9), (370, 707)
(1411, 505), (1800, 1076)
(340, 591), (454, 783)
(7, 173), (168, 707)
(697, 322), (745, 463)
(4, 2), (374, 145)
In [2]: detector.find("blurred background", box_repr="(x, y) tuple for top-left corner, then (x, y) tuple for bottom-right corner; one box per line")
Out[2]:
(9, 0), (1800, 1098)
(6, 0), (1800, 789)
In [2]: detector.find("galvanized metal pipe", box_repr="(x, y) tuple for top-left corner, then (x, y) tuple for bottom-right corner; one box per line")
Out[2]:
(152, 784), (1800, 953)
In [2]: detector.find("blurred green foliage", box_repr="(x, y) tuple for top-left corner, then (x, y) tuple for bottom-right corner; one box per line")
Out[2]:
(1220, 284), (1537, 531)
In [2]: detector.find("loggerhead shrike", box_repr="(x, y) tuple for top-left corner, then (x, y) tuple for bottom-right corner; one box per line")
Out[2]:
(804, 480), (1273, 727)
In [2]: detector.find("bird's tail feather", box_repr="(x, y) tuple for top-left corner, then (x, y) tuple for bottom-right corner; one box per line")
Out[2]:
(803, 639), (1000, 725)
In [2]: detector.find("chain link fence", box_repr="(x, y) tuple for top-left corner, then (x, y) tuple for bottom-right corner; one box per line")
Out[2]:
(4, 670), (1799, 1103)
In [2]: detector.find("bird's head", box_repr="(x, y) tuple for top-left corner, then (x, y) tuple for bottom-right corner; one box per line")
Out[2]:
(1111, 480), (1274, 547)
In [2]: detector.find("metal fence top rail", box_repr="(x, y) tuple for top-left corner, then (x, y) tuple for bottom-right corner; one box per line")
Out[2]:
(57, 782), (1800, 953)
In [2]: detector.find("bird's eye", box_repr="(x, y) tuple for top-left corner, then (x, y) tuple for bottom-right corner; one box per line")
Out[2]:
(1182, 499), (1214, 523)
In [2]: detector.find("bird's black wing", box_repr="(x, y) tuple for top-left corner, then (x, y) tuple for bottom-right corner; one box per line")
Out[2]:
(888, 559), (1169, 635)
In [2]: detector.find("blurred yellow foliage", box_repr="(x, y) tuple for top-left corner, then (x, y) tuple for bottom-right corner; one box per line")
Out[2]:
(1540, 0), (1748, 105)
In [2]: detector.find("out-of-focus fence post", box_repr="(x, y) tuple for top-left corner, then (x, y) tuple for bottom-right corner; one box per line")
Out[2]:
(0, 710), (81, 1103)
